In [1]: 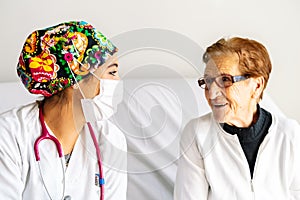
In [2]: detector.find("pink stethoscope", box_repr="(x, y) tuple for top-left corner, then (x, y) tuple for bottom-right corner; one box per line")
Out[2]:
(34, 104), (105, 200)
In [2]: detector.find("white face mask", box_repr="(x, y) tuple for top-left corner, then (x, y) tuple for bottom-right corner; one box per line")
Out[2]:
(81, 79), (122, 122)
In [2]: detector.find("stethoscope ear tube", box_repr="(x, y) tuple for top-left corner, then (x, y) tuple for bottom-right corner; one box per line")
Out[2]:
(34, 105), (64, 161)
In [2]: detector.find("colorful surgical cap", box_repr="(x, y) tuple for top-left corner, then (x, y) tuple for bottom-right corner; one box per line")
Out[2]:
(17, 21), (118, 97)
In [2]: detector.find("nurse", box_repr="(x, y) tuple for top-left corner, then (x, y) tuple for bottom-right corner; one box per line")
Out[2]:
(0, 21), (127, 199)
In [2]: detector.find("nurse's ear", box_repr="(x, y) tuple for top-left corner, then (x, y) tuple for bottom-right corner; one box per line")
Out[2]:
(251, 76), (265, 101)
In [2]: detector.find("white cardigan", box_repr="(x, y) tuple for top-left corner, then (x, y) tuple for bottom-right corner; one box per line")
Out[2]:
(174, 112), (300, 200)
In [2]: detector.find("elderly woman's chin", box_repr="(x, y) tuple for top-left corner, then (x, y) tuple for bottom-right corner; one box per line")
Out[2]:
(211, 106), (228, 123)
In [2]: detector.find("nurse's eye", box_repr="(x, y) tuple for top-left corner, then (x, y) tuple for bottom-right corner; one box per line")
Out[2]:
(109, 71), (117, 76)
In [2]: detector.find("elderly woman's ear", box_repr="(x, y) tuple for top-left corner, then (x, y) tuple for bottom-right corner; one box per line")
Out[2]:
(251, 76), (265, 101)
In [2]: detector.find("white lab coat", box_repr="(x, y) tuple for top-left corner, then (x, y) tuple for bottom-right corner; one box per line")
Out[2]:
(174, 112), (300, 200)
(0, 102), (127, 200)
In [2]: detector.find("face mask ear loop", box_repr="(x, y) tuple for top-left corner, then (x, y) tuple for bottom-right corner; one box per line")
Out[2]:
(70, 52), (103, 82)
(89, 70), (101, 81)
(71, 57), (103, 88)
(66, 61), (86, 99)
(70, 57), (103, 91)
(67, 38), (107, 99)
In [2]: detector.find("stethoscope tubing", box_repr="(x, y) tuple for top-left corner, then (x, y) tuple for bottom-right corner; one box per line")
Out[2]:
(34, 105), (104, 200)
(34, 105), (63, 161)
(87, 122), (105, 200)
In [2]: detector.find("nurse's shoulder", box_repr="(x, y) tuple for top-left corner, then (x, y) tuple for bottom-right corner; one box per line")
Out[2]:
(0, 102), (39, 138)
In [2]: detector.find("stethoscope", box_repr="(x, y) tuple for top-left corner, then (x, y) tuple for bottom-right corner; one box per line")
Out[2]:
(34, 104), (105, 200)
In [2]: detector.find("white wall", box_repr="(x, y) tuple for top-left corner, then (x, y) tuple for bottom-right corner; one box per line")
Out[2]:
(0, 0), (299, 122)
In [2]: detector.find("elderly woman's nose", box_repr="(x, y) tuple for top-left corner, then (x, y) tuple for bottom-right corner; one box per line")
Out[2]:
(208, 82), (223, 99)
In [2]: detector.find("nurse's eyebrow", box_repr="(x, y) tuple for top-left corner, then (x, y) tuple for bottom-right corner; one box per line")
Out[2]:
(107, 63), (118, 68)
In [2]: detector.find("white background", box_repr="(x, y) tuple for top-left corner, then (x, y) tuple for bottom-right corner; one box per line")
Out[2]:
(0, 0), (299, 122)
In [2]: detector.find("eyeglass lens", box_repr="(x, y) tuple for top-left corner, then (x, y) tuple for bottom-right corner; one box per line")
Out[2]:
(198, 75), (233, 89)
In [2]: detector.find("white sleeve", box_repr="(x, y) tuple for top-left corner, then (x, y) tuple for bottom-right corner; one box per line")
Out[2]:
(290, 165), (300, 199)
(0, 117), (24, 199)
(290, 121), (300, 199)
(174, 119), (209, 200)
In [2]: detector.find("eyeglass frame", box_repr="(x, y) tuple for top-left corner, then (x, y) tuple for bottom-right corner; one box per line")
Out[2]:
(198, 74), (250, 89)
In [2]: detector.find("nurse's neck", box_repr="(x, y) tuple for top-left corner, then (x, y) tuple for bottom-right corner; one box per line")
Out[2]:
(42, 88), (82, 155)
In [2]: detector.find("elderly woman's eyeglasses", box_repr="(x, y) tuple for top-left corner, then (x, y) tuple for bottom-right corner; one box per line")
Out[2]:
(198, 74), (250, 89)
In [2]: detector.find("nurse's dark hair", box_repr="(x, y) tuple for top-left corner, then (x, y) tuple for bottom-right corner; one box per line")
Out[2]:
(41, 88), (70, 113)
(203, 37), (272, 99)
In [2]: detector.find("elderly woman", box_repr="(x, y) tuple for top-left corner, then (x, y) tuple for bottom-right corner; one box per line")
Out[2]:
(0, 21), (126, 200)
(174, 37), (300, 199)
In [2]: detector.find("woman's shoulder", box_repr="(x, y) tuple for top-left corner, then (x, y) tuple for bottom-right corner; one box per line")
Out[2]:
(184, 113), (215, 140)
(185, 112), (213, 130)
(0, 102), (39, 160)
(271, 113), (300, 142)
(0, 102), (39, 131)
(182, 113), (216, 154)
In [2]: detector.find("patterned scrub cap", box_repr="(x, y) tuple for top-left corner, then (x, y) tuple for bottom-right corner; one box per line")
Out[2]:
(17, 21), (118, 97)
